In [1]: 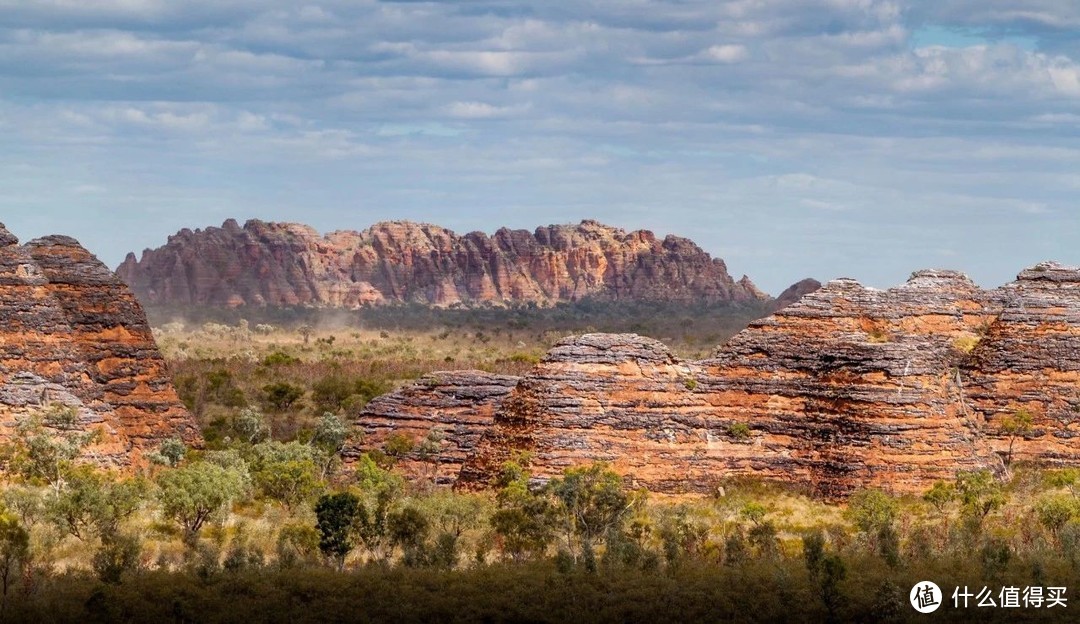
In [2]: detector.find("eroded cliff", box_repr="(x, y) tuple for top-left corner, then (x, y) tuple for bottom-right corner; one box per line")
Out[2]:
(118, 219), (769, 308)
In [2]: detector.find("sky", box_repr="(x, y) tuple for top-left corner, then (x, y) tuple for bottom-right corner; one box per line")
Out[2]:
(1, 1), (1079, 295)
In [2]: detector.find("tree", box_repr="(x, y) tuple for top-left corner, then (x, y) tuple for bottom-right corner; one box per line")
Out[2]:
(157, 462), (248, 540)
(309, 413), (349, 479)
(1000, 408), (1034, 466)
(2, 405), (99, 492)
(299, 325), (314, 345)
(0, 513), (29, 618)
(354, 453), (405, 495)
(741, 502), (767, 526)
(353, 487), (397, 563)
(844, 489), (900, 566)
(748, 520), (780, 558)
(490, 462), (556, 561)
(314, 492), (360, 569)
(262, 382), (305, 412)
(1036, 494), (1079, 541)
(415, 428), (446, 488)
(149, 437), (186, 468)
(419, 493), (484, 570)
(383, 433), (415, 461)
(389, 506), (430, 567)
(249, 442), (324, 511)
(956, 469), (1005, 520)
(548, 463), (637, 563)
(45, 466), (146, 541)
(92, 532), (142, 584)
(845, 490), (898, 535)
(657, 505), (709, 565)
(803, 529), (826, 578)
(923, 481), (955, 515)
(819, 554), (847, 623)
(277, 524), (321, 568)
(2, 487), (44, 529)
(233, 407), (270, 445)
(312, 376), (354, 412)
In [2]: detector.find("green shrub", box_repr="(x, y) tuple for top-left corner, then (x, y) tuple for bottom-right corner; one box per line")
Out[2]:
(728, 423), (751, 441)
(262, 382), (305, 411)
(261, 351), (300, 367)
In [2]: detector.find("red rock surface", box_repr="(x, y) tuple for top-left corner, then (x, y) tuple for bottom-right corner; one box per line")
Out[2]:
(117, 219), (770, 308)
(0, 224), (200, 467)
(357, 263), (1080, 499)
(343, 370), (519, 485)
(965, 262), (1080, 464)
(457, 334), (726, 494)
(692, 270), (1006, 498)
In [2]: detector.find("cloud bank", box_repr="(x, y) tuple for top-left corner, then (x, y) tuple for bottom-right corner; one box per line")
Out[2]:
(1, 0), (1078, 293)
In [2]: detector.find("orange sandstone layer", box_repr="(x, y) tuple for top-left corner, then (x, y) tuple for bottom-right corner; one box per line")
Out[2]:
(0, 224), (200, 467)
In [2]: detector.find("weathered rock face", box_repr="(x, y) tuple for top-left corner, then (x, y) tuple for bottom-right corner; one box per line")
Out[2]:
(344, 370), (519, 485)
(0, 224), (200, 467)
(965, 262), (1080, 464)
(693, 270), (1006, 498)
(117, 219), (769, 308)
(352, 262), (1080, 499)
(457, 269), (1006, 498)
(458, 334), (733, 494)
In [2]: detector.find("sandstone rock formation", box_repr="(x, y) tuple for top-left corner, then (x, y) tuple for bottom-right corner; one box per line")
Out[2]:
(966, 262), (1080, 465)
(691, 270), (1006, 498)
(117, 219), (770, 308)
(345, 370), (519, 485)
(456, 334), (727, 494)
(347, 262), (1080, 498)
(0, 224), (199, 467)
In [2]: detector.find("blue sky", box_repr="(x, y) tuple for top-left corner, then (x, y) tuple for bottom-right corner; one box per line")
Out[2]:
(2, 0), (1079, 294)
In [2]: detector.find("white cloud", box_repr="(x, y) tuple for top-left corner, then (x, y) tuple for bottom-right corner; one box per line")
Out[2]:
(0, 0), (1078, 294)
(444, 101), (529, 119)
(700, 44), (749, 63)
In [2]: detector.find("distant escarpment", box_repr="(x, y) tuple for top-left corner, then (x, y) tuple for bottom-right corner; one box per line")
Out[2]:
(118, 219), (773, 308)
(0, 224), (200, 467)
(347, 262), (1080, 499)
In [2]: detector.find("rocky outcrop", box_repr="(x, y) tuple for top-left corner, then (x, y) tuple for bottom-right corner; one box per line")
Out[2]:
(457, 334), (729, 493)
(344, 371), (519, 485)
(350, 262), (1080, 499)
(457, 270), (1005, 498)
(691, 270), (1006, 498)
(117, 219), (770, 308)
(965, 262), (1080, 465)
(0, 224), (199, 467)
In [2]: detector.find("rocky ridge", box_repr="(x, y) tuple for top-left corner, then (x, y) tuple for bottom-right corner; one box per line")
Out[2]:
(349, 263), (1080, 498)
(117, 219), (770, 308)
(0, 224), (199, 467)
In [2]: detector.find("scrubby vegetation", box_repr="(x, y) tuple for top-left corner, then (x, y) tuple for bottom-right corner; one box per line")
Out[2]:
(152, 304), (766, 448)
(0, 310), (1069, 620)
(147, 299), (770, 361)
(0, 400), (1079, 622)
